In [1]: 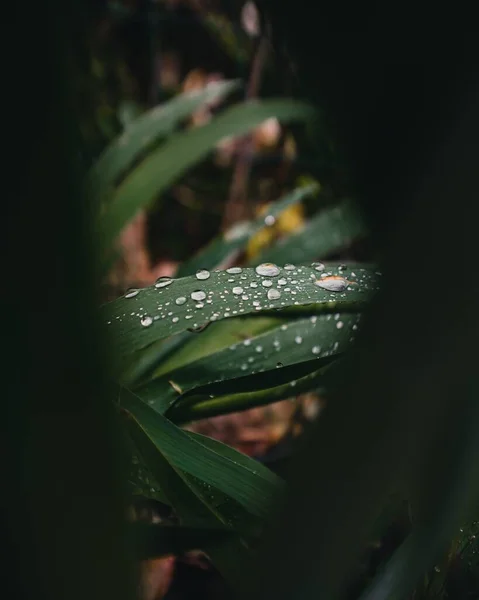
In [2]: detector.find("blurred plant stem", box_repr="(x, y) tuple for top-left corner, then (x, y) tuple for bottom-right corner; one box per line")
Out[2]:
(222, 32), (270, 230)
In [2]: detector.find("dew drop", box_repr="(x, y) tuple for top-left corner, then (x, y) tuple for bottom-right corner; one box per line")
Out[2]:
(312, 345), (321, 354)
(175, 296), (187, 305)
(232, 286), (244, 295)
(196, 269), (210, 280)
(262, 279), (273, 288)
(243, 339), (251, 346)
(267, 288), (281, 300)
(155, 276), (173, 289)
(255, 345), (263, 352)
(255, 263), (280, 277)
(276, 362), (283, 368)
(312, 262), (325, 271)
(191, 290), (206, 301)
(226, 267), (242, 274)
(314, 276), (349, 292)
(295, 336), (303, 344)
(140, 316), (153, 327)
(310, 316), (317, 324)
(124, 288), (140, 299)
(336, 321), (344, 329)
(172, 316), (179, 323)
(284, 263), (295, 271)
(188, 322), (210, 333)
(250, 281), (258, 288)
(264, 214), (276, 226)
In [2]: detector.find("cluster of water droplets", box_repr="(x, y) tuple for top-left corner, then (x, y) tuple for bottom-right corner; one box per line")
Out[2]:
(107, 262), (378, 337)
(223, 311), (362, 376)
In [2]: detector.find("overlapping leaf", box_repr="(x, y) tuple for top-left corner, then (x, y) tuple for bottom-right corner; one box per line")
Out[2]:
(252, 199), (368, 265)
(134, 312), (361, 416)
(122, 390), (284, 582)
(87, 80), (240, 205)
(175, 184), (319, 277)
(168, 360), (342, 424)
(102, 263), (379, 362)
(96, 99), (316, 252)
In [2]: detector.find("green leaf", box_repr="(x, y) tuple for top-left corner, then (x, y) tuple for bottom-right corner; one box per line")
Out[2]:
(168, 361), (340, 424)
(176, 184), (320, 278)
(150, 317), (280, 380)
(86, 80), (240, 205)
(120, 331), (193, 387)
(122, 390), (283, 582)
(102, 263), (379, 363)
(97, 99), (316, 253)
(132, 522), (234, 560)
(134, 312), (361, 415)
(121, 391), (283, 520)
(251, 199), (368, 265)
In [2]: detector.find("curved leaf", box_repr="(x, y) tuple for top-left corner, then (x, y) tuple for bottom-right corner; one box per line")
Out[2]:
(87, 80), (240, 205)
(135, 312), (361, 415)
(122, 389), (285, 582)
(97, 99), (316, 252)
(122, 390), (284, 519)
(176, 183), (320, 278)
(168, 361), (340, 424)
(252, 199), (368, 265)
(102, 263), (379, 362)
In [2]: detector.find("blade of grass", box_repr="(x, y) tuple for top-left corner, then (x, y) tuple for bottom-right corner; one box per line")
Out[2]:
(97, 99), (316, 254)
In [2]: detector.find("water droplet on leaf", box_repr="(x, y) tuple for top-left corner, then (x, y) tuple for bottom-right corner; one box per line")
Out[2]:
(155, 276), (173, 289)
(140, 316), (153, 327)
(175, 296), (187, 305)
(314, 276), (349, 292)
(264, 214), (276, 226)
(187, 322), (210, 333)
(255, 263), (280, 277)
(196, 269), (210, 280)
(267, 288), (281, 300)
(124, 288), (140, 299)
(191, 290), (206, 301)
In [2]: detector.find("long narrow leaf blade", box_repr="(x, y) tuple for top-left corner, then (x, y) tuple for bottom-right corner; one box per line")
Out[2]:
(252, 199), (368, 265)
(135, 312), (360, 415)
(97, 99), (316, 251)
(102, 264), (379, 361)
(87, 80), (240, 204)
(176, 184), (319, 277)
